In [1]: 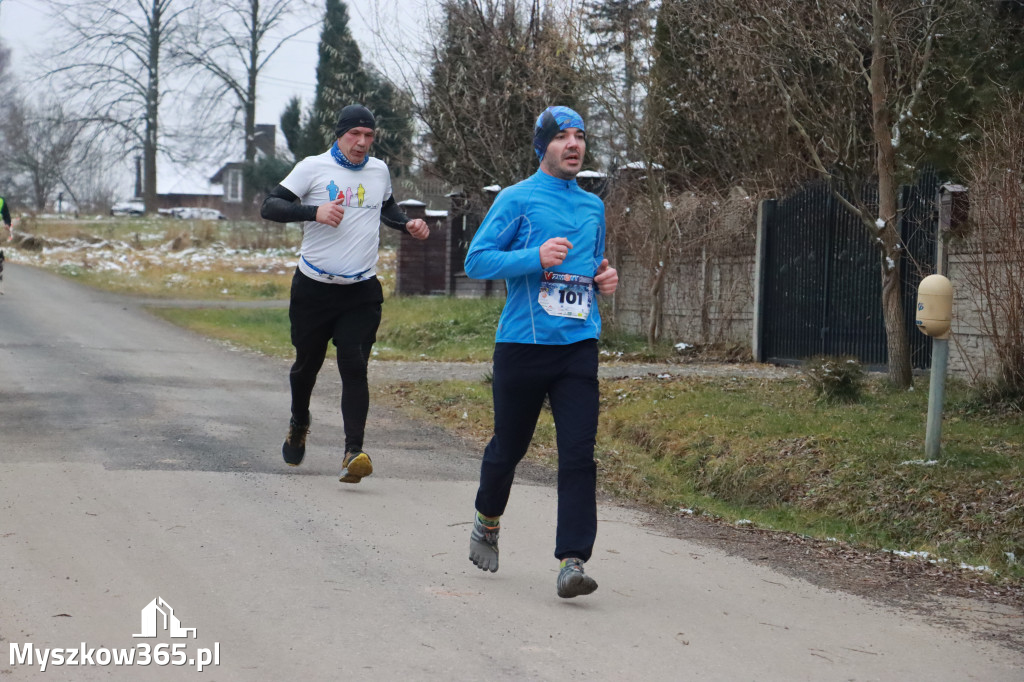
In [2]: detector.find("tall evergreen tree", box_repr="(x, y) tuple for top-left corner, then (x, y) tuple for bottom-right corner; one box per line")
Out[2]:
(423, 0), (588, 191)
(363, 67), (415, 176)
(304, 0), (369, 153)
(645, 1), (802, 187)
(911, 0), (1024, 174)
(279, 96), (305, 160)
(287, 0), (414, 173)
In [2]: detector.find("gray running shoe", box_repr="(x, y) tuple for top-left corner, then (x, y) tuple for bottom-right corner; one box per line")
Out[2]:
(556, 558), (598, 598)
(469, 513), (500, 572)
(282, 416), (310, 466)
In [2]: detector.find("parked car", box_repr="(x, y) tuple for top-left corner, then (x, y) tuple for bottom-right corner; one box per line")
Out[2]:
(159, 207), (226, 220)
(110, 200), (145, 217)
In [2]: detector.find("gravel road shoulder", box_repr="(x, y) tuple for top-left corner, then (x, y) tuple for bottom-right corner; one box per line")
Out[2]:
(365, 359), (801, 384)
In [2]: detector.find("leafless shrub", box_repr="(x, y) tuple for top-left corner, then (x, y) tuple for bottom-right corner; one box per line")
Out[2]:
(954, 94), (1024, 397)
(605, 174), (757, 346)
(802, 355), (866, 404)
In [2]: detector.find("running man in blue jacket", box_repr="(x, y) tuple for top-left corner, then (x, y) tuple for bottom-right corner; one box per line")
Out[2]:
(464, 105), (618, 598)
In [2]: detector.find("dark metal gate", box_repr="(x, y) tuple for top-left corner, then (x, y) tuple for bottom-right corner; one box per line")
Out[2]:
(759, 172), (939, 369)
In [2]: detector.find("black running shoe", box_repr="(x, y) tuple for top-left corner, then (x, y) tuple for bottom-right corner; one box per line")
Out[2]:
(282, 416), (310, 466)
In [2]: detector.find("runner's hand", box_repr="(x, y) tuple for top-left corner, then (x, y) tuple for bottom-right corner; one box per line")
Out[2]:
(406, 218), (429, 240)
(540, 237), (572, 269)
(315, 198), (346, 227)
(594, 258), (618, 294)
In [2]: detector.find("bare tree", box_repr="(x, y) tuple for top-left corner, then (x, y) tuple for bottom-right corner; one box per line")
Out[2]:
(47, 0), (194, 213)
(0, 38), (15, 113)
(0, 99), (91, 211)
(177, 0), (316, 171)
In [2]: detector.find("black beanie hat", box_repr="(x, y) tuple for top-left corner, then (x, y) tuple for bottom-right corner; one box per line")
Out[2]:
(335, 105), (376, 138)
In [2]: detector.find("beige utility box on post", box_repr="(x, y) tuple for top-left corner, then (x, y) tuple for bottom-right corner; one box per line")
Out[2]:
(916, 274), (953, 339)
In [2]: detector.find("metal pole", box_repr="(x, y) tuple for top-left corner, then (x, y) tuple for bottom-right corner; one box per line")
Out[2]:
(925, 337), (949, 459)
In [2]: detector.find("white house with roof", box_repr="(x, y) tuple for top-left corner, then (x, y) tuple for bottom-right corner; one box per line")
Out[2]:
(138, 124), (277, 219)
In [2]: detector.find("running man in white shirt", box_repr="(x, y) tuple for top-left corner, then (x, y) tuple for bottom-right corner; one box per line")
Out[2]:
(260, 104), (429, 483)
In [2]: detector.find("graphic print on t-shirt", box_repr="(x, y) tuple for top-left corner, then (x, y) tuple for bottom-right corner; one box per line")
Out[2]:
(325, 182), (373, 209)
(324, 180), (370, 208)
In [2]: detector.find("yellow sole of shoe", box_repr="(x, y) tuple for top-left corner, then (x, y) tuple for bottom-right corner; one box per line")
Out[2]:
(340, 453), (373, 483)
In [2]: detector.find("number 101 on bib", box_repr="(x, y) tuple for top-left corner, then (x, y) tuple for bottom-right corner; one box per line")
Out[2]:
(538, 271), (594, 319)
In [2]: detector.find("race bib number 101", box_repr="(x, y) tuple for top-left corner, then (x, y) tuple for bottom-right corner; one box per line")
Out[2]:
(538, 272), (593, 319)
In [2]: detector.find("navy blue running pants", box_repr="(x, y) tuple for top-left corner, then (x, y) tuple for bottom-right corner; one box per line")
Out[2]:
(475, 339), (599, 562)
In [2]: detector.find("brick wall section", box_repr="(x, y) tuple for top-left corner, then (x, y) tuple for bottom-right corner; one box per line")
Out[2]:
(452, 275), (506, 298)
(395, 200), (450, 296)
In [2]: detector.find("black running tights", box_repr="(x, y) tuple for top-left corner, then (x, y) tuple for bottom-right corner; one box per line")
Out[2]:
(290, 341), (373, 454)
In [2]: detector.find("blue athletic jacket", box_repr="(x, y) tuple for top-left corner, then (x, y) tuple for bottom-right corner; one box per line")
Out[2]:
(465, 169), (607, 345)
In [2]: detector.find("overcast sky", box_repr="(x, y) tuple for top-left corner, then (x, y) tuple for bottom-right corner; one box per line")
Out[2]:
(0, 0), (431, 196)
(0, 0), (429, 126)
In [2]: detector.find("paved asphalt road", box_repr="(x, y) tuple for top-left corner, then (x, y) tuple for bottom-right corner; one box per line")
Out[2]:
(1, 263), (1021, 681)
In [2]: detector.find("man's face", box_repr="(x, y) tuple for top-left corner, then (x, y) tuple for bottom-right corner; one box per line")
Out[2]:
(338, 126), (375, 164)
(539, 127), (586, 180)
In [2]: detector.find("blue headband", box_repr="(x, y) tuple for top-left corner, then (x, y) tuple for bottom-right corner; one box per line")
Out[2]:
(533, 106), (585, 160)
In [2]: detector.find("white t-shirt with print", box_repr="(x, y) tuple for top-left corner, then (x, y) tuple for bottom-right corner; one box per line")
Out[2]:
(279, 150), (393, 283)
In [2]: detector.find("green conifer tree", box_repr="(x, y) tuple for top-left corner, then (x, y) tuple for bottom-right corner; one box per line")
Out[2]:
(302, 0), (369, 154)
(285, 0), (413, 172)
(424, 0), (587, 190)
(279, 96), (305, 161)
